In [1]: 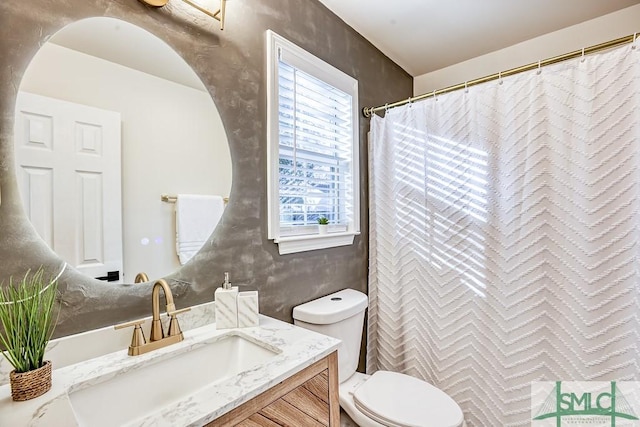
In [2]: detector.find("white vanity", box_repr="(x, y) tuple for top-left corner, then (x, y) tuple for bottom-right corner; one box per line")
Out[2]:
(0, 302), (340, 426)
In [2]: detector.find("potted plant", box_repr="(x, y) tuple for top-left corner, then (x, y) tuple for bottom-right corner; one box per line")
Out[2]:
(317, 216), (329, 234)
(0, 267), (58, 401)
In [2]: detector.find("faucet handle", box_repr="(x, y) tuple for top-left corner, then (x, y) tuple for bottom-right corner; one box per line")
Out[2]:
(166, 307), (191, 337)
(114, 318), (147, 355)
(167, 307), (191, 317)
(167, 315), (182, 337)
(114, 318), (146, 330)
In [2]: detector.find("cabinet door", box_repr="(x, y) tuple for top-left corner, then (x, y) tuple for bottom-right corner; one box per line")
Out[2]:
(239, 370), (329, 426)
(210, 351), (339, 427)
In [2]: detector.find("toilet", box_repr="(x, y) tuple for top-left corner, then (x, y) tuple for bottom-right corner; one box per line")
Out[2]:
(293, 289), (464, 427)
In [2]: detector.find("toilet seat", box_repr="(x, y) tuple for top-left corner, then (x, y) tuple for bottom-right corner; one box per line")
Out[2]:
(351, 371), (463, 427)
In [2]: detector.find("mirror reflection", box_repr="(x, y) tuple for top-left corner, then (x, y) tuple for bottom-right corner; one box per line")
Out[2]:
(14, 17), (232, 284)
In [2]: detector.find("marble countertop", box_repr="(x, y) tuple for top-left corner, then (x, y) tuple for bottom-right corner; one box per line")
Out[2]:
(0, 315), (340, 426)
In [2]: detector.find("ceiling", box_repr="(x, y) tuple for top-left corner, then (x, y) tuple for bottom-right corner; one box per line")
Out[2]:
(318, 0), (640, 76)
(46, 2), (640, 83)
(50, 17), (206, 91)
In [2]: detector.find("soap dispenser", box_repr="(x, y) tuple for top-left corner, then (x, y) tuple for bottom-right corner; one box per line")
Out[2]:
(214, 272), (238, 329)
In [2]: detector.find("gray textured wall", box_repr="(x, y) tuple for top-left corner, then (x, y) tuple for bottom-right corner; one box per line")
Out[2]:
(0, 0), (411, 338)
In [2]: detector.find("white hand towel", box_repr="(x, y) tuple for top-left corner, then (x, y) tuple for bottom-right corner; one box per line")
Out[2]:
(175, 194), (224, 265)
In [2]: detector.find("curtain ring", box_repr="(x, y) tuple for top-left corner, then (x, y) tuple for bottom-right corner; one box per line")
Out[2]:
(536, 59), (542, 75)
(407, 97), (412, 107)
(384, 103), (389, 112)
(581, 47), (586, 62)
(433, 90), (437, 101)
(464, 81), (468, 93)
(633, 32), (638, 49)
(498, 71), (503, 85)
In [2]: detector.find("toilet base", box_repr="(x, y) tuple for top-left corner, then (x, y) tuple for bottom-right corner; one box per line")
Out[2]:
(338, 372), (466, 427)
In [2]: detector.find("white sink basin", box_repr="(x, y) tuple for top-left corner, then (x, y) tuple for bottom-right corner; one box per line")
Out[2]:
(69, 333), (280, 427)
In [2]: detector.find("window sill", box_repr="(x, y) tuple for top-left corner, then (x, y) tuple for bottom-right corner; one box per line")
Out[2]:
(274, 231), (360, 255)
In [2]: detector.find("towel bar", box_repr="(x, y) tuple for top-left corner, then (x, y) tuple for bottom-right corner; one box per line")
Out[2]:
(161, 194), (229, 204)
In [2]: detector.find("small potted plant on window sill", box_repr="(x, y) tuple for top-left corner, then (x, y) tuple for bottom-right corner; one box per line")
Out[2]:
(317, 216), (329, 235)
(0, 267), (59, 401)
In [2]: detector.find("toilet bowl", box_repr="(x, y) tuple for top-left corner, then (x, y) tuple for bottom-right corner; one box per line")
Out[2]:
(293, 289), (465, 427)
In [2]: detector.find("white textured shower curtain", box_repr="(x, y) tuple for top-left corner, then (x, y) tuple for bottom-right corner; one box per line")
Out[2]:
(368, 44), (640, 426)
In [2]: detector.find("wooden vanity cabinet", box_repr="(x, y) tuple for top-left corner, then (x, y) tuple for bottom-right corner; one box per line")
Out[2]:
(208, 351), (340, 427)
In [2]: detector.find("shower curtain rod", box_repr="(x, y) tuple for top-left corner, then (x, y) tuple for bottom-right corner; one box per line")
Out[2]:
(362, 31), (639, 118)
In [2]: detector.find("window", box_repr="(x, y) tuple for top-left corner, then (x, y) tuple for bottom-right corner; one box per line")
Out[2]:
(266, 30), (360, 254)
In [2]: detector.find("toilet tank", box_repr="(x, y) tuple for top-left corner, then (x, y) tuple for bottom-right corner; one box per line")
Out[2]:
(293, 289), (368, 383)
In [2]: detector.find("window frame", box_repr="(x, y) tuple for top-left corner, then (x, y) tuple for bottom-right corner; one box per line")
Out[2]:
(266, 30), (360, 255)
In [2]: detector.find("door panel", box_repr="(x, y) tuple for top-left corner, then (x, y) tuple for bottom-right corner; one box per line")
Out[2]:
(20, 166), (54, 247)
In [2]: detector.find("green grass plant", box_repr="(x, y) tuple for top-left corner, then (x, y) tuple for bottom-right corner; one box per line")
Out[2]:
(0, 268), (58, 373)
(317, 216), (329, 225)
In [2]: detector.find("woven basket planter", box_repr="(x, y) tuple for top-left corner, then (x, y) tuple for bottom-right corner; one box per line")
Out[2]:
(9, 360), (52, 401)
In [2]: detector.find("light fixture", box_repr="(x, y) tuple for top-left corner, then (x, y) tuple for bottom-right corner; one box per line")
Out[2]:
(140, 0), (227, 30)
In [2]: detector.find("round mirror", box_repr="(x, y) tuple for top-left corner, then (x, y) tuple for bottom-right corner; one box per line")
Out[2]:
(13, 17), (232, 284)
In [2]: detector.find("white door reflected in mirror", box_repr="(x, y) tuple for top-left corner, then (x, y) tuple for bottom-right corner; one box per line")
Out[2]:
(14, 17), (232, 284)
(15, 93), (123, 281)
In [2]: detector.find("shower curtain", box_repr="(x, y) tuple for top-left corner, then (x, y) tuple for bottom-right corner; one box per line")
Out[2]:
(368, 43), (640, 426)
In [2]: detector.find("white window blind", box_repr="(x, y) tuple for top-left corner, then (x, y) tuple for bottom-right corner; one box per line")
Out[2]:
(267, 30), (360, 254)
(277, 61), (354, 234)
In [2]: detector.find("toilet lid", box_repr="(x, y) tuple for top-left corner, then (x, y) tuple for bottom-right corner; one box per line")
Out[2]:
(353, 371), (463, 427)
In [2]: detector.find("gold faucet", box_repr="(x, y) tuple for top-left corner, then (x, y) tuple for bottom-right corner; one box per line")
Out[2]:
(150, 279), (177, 341)
(114, 279), (191, 356)
(134, 272), (149, 283)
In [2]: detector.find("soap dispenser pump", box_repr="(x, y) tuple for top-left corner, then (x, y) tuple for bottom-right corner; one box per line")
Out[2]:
(215, 271), (238, 329)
